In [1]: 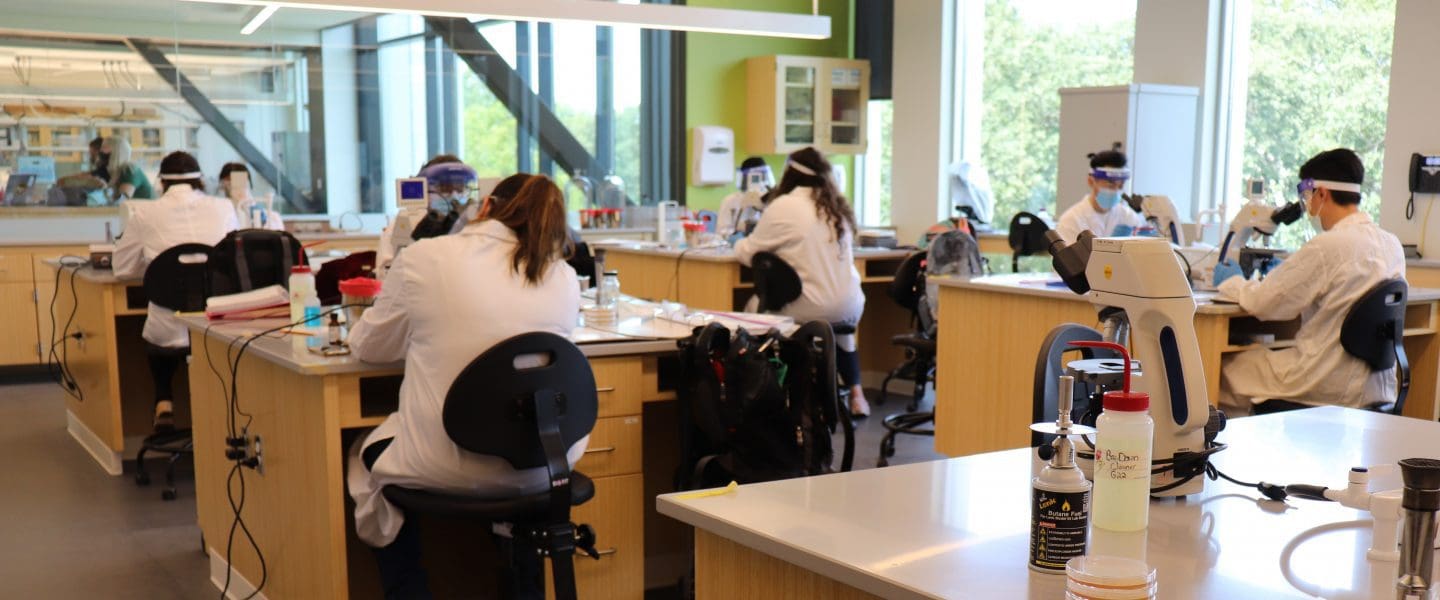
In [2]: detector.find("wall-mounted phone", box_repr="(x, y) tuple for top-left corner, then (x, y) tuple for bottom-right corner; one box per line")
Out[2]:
(1407, 152), (1440, 220)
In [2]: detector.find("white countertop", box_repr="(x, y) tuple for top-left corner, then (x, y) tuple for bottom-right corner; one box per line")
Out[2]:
(935, 273), (1440, 315)
(599, 242), (913, 263)
(178, 313), (690, 376)
(659, 407), (1440, 599)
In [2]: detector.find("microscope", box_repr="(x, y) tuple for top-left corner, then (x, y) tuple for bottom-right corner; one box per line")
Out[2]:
(1217, 196), (1305, 278)
(1047, 232), (1215, 496)
(1124, 194), (1185, 246)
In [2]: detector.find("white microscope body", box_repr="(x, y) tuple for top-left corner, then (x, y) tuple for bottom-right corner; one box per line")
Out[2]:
(1085, 237), (1212, 496)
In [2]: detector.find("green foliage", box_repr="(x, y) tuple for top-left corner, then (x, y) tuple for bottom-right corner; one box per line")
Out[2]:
(459, 74), (643, 209)
(1243, 0), (1395, 249)
(982, 0), (1134, 227)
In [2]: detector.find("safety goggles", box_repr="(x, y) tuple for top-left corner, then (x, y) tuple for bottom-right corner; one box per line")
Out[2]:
(1089, 167), (1131, 183)
(421, 162), (478, 188)
(1296, 178), (1362, 200)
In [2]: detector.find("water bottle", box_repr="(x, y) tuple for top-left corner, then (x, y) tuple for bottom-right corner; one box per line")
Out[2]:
(288, 265), (320, 328)
(249, 203), (266, 228)
(599, 270), (621, 318)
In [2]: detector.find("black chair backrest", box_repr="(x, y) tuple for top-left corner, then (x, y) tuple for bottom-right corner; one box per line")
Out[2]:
(142, 243), (215, 312)
(208, 229), (308, 296)
(568, 241), (596, 283)
(1009, 211), (1051, 271)
(887, 251), (927, 315)
(752, 251), (802, 313)
(1032, 323), (1115, 447)
(442, 332), (598, 470)
(1340, 278), (1410, 414)
(1341, 279), (1407, 370)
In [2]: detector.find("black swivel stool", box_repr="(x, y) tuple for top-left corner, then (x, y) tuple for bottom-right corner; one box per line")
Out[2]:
(876, 251), (935, 467)
(135, 242), (214, 500)
(379, 332), (601, 600)
(1341, 278), (1410, 415)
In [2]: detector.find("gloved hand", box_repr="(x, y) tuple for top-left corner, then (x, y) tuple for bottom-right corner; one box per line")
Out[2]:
(726, 231), (746, 246)
(1111, 224), (1135, 237)
(1212, 259), (1244, 287)
(1258, 256), (1285, 278)
(1134, 225), (1161, 238)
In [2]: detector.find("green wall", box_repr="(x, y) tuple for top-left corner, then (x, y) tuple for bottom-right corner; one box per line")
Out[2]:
(684, 0), (856, 211)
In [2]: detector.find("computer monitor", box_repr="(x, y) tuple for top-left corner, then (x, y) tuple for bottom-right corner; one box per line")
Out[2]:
(396, 178), (427, 212)
(3, 173), (34, 205)
(17, 156), (57, 184)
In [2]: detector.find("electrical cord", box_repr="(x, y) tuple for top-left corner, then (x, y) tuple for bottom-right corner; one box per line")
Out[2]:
(670, 247), (693, 301)
(46, 256), (90, 402)
(212, 305), (354, 600)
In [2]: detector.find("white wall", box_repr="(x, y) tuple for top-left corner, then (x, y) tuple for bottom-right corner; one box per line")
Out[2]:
(889, 0), (953, 243)
(1380, 0), (1440, 253)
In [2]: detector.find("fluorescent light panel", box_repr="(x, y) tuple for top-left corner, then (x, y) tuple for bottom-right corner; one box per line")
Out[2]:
(241, 5), (281, 35)
(186, 0), (830, 39)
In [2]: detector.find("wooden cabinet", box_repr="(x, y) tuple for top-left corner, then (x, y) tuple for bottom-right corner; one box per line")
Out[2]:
(746, 55), (870, 155)
(0, 245), (87, 366)
(0, 281), (39, 364)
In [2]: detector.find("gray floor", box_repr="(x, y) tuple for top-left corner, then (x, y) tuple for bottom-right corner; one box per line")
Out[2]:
(0, 375), (213, 600)
(0, 374), (940, 599)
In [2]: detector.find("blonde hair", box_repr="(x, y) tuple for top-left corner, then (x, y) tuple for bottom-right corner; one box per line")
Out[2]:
(104, 136), (133, 177)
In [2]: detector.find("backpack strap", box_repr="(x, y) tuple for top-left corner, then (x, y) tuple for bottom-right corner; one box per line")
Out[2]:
(232, 235), (254, 292)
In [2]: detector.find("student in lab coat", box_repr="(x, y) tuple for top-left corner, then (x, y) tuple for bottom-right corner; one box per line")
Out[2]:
(217, 162), (285, 231)
(1055, 148), (1144, 243)
(734, 147), (870, 417)
(376, 156), (479, 273)
(346, 175), (584, 597)
(717, 157), (773, 238)
(113, 151), (239, 431)
(1214, 148), (1405, 414)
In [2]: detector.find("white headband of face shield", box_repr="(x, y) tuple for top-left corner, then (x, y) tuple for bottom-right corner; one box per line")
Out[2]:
(1309, 179), (1362, 193)
(159, 171), (203, 180)
(787, 160), (818, 177)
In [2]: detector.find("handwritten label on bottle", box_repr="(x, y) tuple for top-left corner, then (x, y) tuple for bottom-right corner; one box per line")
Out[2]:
(1097, 447), (1148, 480)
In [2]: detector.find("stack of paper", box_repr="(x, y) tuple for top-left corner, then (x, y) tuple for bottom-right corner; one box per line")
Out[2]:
(206, 285), (290, 321)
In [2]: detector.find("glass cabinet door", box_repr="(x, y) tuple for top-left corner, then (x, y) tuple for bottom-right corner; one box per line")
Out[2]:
(828, 67), (863, 147)
(782, 64), (816, 146)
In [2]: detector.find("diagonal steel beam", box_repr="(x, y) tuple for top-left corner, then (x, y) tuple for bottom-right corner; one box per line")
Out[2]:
(127, 38), (317, 213)
(425, 16), (603, 180)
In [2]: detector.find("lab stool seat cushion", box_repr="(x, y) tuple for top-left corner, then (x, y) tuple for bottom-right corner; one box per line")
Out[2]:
(890, 333), (935, 354)
(380, 472), (594, 520)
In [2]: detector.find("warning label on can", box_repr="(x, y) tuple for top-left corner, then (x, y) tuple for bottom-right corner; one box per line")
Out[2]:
(1029, 488), (1090, 572)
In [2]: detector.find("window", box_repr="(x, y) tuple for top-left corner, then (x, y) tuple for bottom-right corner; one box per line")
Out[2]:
(1234, 0), (1396, 249)
(857, 99), (893, 226)
(977, 0), (1136, 228)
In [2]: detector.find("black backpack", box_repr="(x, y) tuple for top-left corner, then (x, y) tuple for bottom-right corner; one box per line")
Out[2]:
(208, 229), (309, 296)
(676, 321), (853, 489)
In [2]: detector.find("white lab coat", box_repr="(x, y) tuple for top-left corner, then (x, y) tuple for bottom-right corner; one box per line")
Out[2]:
(346, 219), (585, 548)
(1055, 194), (1144, 244)
(375, 207), (427, 276)
(1217, 212), (1405, 412)
(112, 184), (239, 348)
(717, 190), (763, 237)
(733, 187), (864, 328)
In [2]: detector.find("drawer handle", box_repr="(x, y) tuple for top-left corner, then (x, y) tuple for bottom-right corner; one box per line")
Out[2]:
(595, 386), (616, 393)
(584, 446), (616, 454)
(595, 548), (618, 557)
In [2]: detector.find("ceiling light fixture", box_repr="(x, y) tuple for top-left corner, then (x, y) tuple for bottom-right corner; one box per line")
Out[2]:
(240, 5), (281, 35)
(186, 0), (830, 40)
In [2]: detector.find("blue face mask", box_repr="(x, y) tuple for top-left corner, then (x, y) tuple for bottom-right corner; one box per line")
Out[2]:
(1095, 189), (1121, 210)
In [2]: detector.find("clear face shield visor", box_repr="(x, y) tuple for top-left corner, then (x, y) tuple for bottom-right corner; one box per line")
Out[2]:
(736, 164), (775, 193)
(1089, 167), (1131, 188)
(1296, 178), (1362, 202)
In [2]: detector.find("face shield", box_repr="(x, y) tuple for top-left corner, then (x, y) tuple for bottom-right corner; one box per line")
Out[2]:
(736, 164), (774, 194)
(422, 162), (479, 210)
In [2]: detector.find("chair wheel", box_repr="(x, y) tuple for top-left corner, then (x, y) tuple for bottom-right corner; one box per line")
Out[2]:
(162, 489), (177, 501)
(135, 472), (151, 486)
